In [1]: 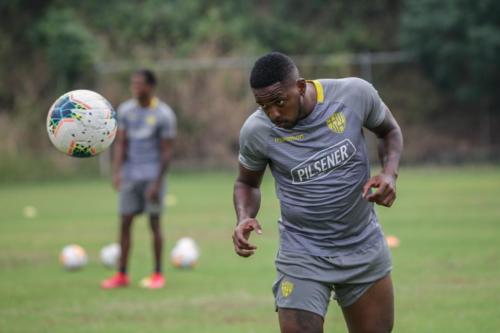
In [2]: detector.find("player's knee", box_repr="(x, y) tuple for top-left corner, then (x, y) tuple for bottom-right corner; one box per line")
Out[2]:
(121, 214), (134, 225)
(280, 322), (298, 333)
(355, 321), (393, 333)
(279, 309), (323, 333)
(120, 221), (131, 231)
(149, 223), (161, 234)
(383, 320), (394, 333)
(281, 323), (322, 333)
(151, 230), (162, 241)
(280, 322), (314, 333)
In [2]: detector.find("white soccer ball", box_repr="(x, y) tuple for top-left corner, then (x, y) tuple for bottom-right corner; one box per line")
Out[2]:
(60, 244), (88, 270)
(171, 237), (199, 269)
(100, 243), (121, 269)
(47, 89), (117, 157)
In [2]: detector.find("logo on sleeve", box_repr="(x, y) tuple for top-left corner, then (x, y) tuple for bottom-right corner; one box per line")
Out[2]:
(326, 112), (346, 133)
(291, 139), (356, 184)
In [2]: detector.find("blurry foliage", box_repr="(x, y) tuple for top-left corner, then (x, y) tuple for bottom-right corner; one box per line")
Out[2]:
(400, 0), (500, 106)
(0, 0), (401, 138)
(31, 7), (97, 87)
(0, 0), (498, 176)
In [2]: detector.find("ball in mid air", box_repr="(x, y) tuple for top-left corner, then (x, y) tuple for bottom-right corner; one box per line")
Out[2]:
(47, 90), (117, 157)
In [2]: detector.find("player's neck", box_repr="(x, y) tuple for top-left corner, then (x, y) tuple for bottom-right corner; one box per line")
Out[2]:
(302, 81), (318, 117)
(137, 96), (153, 108)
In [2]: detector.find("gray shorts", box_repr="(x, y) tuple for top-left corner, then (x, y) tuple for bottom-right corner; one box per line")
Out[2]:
(273, 236), (392, 318)
(119, 180), (165, 215)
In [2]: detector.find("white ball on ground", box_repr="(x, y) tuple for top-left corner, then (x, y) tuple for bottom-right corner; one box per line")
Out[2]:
(171, 237), (199, 269)
(23, 206), (38, 219)
(100, 243), (121, 269)
(60, 244), (87, 270)
(386, 235), (400, 248)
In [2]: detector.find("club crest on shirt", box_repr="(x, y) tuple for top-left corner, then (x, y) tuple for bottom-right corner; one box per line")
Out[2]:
(281, 280), (294, 298)
(326, 112), (346, 133)
(146, 115), (157, 126)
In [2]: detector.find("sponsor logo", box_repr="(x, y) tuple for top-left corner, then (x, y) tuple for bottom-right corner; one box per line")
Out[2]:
(290, 139), (356, 184)
(281, 280), (294, 298)
(274, 134), (305, 143)
(326, 112), (346, 133)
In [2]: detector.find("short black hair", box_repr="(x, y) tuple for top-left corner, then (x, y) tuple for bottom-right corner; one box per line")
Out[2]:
(249, 52), (298, 89)
(134, 68), (157, 86)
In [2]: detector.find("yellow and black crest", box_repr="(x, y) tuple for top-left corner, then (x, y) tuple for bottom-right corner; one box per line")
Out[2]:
(146, 115), (157, 126)
(281, 280), (294, 298)
(326, 112), (346, 133)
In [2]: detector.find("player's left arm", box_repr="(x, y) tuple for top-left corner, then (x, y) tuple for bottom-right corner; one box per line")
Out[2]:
(147, 108), (177, 202)
(363, 107), (403, 207)
(147, 138), (175, 202)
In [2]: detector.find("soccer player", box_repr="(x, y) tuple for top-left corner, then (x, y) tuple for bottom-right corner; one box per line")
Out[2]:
(101, 69), (177, 289)
(232, 52), (403, 333)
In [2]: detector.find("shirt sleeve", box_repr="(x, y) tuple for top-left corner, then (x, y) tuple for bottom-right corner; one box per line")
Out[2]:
(116, 104), (128, 130)
(238, 118), (268, 171)
(159, 106), (177, 139)
(351, 78), (387, 129)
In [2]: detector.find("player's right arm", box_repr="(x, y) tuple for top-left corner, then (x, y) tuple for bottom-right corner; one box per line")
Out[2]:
(233, 112), (270, 257)
(112, 128), (126, 191)
(233, 164), (265, 257)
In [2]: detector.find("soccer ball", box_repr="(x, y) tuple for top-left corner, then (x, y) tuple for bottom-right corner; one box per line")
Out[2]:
(60, 244), (88, 270)
(46, 89), (117, 157)
(170, 237), (199, 269)
(100, 243), (121, 269)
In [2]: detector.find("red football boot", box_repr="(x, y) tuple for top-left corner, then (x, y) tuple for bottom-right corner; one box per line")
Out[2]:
(140, 272), (165, 289)
(101, 272), (129, 289)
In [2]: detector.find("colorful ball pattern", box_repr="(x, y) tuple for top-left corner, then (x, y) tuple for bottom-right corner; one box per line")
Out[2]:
(47, 90), (117, 157)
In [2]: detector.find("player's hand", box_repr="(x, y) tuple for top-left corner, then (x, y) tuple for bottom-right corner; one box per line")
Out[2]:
(112, 173), (121, 191)
(232, 218), (262, 257)
(362, 173), (397, 207)
(146, 181), (161, 203)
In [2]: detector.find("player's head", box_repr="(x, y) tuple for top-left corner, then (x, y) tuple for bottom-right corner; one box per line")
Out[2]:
(131, 69), (156, 100)
(250, 52), (307, 129)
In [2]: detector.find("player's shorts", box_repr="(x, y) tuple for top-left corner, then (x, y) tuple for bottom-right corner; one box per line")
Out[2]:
(119, 180), (166, 215)
(272, 236), (392, 318)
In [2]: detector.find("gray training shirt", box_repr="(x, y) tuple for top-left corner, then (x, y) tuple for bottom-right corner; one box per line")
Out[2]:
(239, 78), (387, 256)
(117, 98), (177, 181)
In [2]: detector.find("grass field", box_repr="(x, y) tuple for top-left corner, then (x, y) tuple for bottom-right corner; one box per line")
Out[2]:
(1, 167), (499, 333)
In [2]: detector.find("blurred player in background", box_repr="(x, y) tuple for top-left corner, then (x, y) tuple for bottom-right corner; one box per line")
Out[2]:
(101, 69), (177, 289)
(233, 52), (403, 333)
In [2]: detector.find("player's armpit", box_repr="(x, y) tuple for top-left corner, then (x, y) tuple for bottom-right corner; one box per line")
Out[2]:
(235, 164), (266, 188)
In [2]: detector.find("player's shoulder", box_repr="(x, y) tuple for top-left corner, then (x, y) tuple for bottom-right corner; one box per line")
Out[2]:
(117, 99), (137, 114)
(335, 77), (375, 94)
(241, 109), (272, 135)
(309, 78), (371, 98)
(156, 100), (176, 117)
(239, 109), (273, 146)
(321, 77), (372, 91)
(317, 77), (376, 104)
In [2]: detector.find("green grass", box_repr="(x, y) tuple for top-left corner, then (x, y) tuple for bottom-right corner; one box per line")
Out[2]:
(0, 167), (499, 332)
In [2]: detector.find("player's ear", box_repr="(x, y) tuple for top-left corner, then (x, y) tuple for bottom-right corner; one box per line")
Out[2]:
(296, 78), (306, 95)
